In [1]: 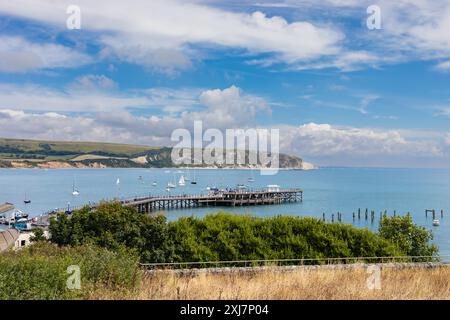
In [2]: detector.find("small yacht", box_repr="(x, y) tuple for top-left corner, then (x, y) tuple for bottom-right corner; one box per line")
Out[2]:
(152, 181), (157, 186)
(190, 170), (197, 184)
(167, 182), (176, 188)
(72, 178), (80, 196)
(166, 187), (171, 192)
(432, 219), (440, 227)
(24, 192), (31, 204)
(179, 175), (186, 186)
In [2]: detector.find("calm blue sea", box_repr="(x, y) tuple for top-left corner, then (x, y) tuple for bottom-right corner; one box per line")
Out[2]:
(1, 167), (449, 258)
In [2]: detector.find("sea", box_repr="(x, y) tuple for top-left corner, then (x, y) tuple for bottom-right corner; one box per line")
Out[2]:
(1, 167), (449, 258)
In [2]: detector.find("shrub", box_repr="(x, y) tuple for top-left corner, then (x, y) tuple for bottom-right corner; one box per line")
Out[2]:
(378, 213), (438, 259)
(0, 242), (140, 300)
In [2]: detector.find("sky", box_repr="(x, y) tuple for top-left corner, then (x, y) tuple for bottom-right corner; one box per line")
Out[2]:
(0, 0), (450, 168)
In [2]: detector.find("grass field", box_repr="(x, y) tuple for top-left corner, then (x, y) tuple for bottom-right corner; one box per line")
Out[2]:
(90, 265), (450, 300)
(0, 138), (158, 156)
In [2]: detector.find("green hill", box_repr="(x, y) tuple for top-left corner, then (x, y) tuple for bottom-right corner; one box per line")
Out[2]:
(0, 137), (306, 169)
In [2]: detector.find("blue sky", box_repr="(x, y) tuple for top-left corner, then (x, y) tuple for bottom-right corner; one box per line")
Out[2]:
(0, 0), (450, 167)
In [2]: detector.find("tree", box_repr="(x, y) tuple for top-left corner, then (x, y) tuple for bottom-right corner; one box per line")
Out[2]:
(378, 213), (438, 259)
(30, 227), (46, 242)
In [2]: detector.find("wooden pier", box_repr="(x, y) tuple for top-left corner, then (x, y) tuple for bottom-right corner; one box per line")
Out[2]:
(31, 188), (303, 227)
(0, 203), (14, 214)
(122, 188), (303, 213)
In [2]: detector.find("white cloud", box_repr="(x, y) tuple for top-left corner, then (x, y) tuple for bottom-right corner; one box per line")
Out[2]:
(433, 60), (450, 72)
(280, 123), (443, 158)
(0, 83), (152, 113)
(1, 110), (449, 167)
(0, 36), (92, 72)
(70, 75), (117, 91)
(0, 0), (345, 72)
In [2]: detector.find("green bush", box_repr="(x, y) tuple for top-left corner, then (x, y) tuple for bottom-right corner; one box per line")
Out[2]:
(48, 203), (439, 265)
(378, 213), (438, 258)
(168, 213), (403, 264)
(0, 242), (140, 300)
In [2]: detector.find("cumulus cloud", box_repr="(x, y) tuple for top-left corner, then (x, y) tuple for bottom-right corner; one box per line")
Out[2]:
(70, 75), (117, 91)
(0, 0), (345, 72)
(434, 60), (450, 72)
(280, 123), (441, 157)
(0, 36), (92, 73)
(0, 83), (152, 113)
(1, 105), (449, 167)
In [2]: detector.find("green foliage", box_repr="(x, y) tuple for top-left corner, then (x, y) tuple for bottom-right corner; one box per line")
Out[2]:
(49, 203), (437, 265)
(378, 213), (438, 258)
(168, 213), (402, 264)
(49, 202), (173, 262)
(0, 242), (140, 300)
(30, 228), (46, 242)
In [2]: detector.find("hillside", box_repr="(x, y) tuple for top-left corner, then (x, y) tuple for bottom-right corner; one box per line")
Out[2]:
(0, 138), (310, 169)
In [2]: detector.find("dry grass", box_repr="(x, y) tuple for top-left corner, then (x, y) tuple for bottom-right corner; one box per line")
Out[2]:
(90, 265), (450, 300)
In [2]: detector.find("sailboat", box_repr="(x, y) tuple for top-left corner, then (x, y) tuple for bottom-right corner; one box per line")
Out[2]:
(24, 192), (31, 204)
(167, 181), (176, 188)
(72, 178), (80, 196)
(167, 174), (176, 188)
(152, 181), (157, 186)
(247, 171), (255, 183)
(190, 169), (197, 184)
(178, 175), (186, 186)
(185, 168), (191, 181)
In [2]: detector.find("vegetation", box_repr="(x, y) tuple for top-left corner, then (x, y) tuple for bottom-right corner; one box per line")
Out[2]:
(49, 203), (438, 265)
(128, 265), (450, 300)
(0, 242), (140, 300)
(0, 203), (442, 300)
(0, 137), (303, 168)
(379, 213), (438, 258)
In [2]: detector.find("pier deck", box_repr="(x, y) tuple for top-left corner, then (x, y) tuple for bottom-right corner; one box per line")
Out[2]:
(32, 188), (303, 227)
(0, 203), (14, 214)
(122, 189), (303, 213)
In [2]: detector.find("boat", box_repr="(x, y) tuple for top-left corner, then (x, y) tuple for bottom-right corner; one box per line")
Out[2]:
(152, 181), (157, 186)
(72, 177), (80, 196)
(236, 184), (247, 190)
(167, 182), (176, 188)
(432, 219), (440, 226)
(178, 175), (186, 186)
(166, 187), (171, 192)
(248, 170), (255, 183)
(0, 215), (6, 224)
(24, 192), (31, 204)
(190, 169), (197, 184)
(14, 210), (29, 219)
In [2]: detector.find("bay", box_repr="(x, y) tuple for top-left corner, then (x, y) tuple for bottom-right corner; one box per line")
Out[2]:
(1, 167), (449, 258)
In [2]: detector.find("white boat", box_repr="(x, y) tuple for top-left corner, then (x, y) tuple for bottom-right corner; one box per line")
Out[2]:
(72, 178), (80, 196)
(167, 182), (176, 188)
(179, 175), (186, 186)
(433, 219), (440, 226)
(152, 181), (157, 186)
(166, 187), (171, 192)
